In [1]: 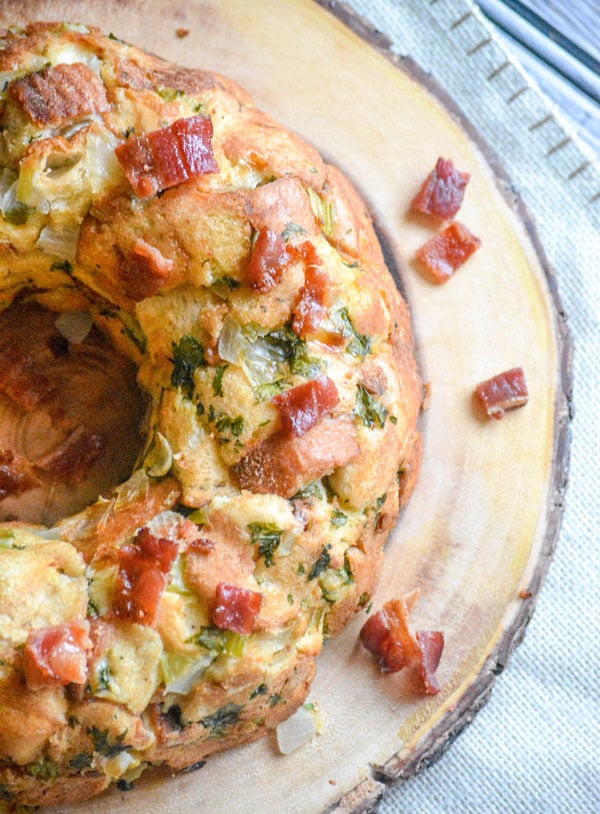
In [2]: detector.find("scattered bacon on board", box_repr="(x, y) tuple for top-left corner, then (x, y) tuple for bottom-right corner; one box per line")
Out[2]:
(272, 374), (339, 437)
(475, 367), (529, 419)
(115, 115), (219, 198)
(412, 157), (470, 220)
(415, 221), (481, 283)
(23, 620), (92, 691)
(212, 582), (262, 635)
(360, 592), (444, 694)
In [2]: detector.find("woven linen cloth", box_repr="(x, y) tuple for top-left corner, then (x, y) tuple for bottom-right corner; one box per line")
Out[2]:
(342, 1), (600, 812)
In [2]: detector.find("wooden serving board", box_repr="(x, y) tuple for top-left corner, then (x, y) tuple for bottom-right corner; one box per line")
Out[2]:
(0, 1), (572, 811)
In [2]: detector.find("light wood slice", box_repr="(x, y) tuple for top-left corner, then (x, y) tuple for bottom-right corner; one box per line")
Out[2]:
(0, 1), (572, 812)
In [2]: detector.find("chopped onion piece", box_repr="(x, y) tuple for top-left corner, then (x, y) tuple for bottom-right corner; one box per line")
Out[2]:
(218, 316), (250, 365)
(144, 510), (184, 542)
(276, 704), (318, 755)
(162, 653), (213, 695)
(36, 224), (80, 261)
(55, 310), (93, 344)
(143, 432), (173, 478)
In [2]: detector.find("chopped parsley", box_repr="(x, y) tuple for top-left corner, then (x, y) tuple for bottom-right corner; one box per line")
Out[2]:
(250, 683), (268, 699)
(212, 365), (227, 397)
(308, 545), (332, 581)
(336, 307), (372, 358)
(26, 758), (59, 781)
(282, 222), (307, 241)
(50, 259), (73, 273)
(248, 522), (283, 567)
(122, 125), (135, 139)
(354, 384), (388, 429)
(95, 663), (112, 692)
(211, 275), (241, 292)
(156, 86), (185, 102)
(69, 753), (93, 770)
(87, 727), (128, 758)
(269, 693), (284, 707)
(263, 325), (323, 379)
(330, 509), (348, 527)
(254, 379), (285, 403)
(170, 335), (206, 398)
(214, 414), (244, 439)
(200, 703), (243, 737)
(4, 200), (33, 225)
(291, 480), (327, 501)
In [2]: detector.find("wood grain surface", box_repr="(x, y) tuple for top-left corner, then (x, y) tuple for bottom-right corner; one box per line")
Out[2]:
(0, 2), (572, 812)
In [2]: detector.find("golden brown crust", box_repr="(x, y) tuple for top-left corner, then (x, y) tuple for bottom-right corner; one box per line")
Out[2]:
(0, 20), (422, 806)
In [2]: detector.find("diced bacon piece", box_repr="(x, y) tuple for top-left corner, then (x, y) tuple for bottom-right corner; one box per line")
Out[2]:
(112, 527), (179, 626)
(212, 582), (262, 635)
(36, 426), (104, 481)
(232, 414), (359, 498)
(9, 62), (109, 126)
(475, 367), (529, 419)
(359, 594), (444, 694)
(412, 157), (470, 220)
(0, 348), (54, 411)
(272, 374), (339, 436)
(23, 620), (92, 691)
(416, 221), (481, 283)
(115, 115), (218, 199)
(292, 242), (330, 338)
(0, 448), (40, 499)
(247, 228), (292, 293)
(416, 630), (445, 694)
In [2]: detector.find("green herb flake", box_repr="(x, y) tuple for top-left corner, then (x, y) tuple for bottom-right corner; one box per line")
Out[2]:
(330, 509), (348, 527)
(88, 726), (127, 758)
(156, 86), (185, 102)
(210, 275), (241, 299)
(335, 307), (372, 358)
(263, 325), (323, 379)
(308, 545), (331, 581)
(291, 480), (326, 501)
(269, 693), (284, 707)
(171, 335), (206, 398)
(212, 365), (227, 397)
(254, 379), (285, 403)
(69, 753), (93, 770)
(26, 758), (59, 781)
(248, 522), (283, 567)
(354, 384), (388, 429)
(358, 592), (371, 608)
(250, 683), (268, 699)
(50, 259), (73, 273)
(122, 125), (135, 139)
(200, 703), (243, 737)
(4, 200), (33, 225)
(297, 563), (305, 575)
(287, 593), (294, 605)
(215, 414), (244, 438)
(95, 663), (111, 692)
(281, 222), (307, 241)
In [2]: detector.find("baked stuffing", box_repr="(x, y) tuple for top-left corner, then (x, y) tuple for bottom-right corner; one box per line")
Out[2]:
(0, 22), (422, 806)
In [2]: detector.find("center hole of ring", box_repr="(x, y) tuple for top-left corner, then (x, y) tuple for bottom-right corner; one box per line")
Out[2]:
(0, 301), (148, 526)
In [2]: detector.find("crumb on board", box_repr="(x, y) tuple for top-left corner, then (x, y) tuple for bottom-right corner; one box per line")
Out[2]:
(176, 28), (190, 39)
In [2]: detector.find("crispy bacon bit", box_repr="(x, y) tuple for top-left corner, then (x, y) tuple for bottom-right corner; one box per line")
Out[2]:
(247, 228), (292, 293)
(475, 367), (529, 419)
(23, 620), (92, 691)
(233, 414), (359, 498)
(188, 537), (216, 554)
(416, 221), (481, 283)
(36, 426), (104, 480)
(272, 375), (339, 436)
(359, 594), (444, 694)
(0, 448), (40, 498)
(115, 115), (219, 199)
(212, 582), (262, 635)
(0, 348), (54, 411)
(412, 157), (470, 220)
(291, 242), (330, 338)
(112, 527), (179, 626)
(9, 62), (110, 126)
